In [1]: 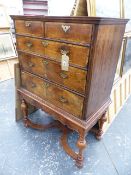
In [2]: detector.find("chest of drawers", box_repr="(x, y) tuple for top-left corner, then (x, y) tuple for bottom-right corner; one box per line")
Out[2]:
(11, 15), (128, 168)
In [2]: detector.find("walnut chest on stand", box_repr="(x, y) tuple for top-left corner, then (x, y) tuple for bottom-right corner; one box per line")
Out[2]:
(11, 15), (128, 168)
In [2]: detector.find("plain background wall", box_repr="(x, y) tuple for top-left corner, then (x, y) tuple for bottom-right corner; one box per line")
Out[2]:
(48, 0), (75, 16)
(0, 0), (23, 15)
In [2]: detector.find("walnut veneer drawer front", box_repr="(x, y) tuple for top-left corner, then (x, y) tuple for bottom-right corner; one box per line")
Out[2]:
(44, 40), (89, 68)
(21, 72), (84, 118)
(17, 36), (45, 55)
(15, 20), (44, 37)
(19, 52), (87, 93)
(21, 72), (46, 100)
(45, 22), (93, 44)
(17, 36), (89, 68)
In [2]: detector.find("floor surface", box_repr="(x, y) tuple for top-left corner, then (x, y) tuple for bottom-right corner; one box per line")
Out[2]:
(0, 79), (131, 175)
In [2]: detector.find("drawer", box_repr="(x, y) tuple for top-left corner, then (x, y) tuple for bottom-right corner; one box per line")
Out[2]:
(19, 52), (87, 94)
(45, 60), (87, 94)
(44, 40), (89, 68)
(45, 22), (93, 44)
(17, 36), (89, 68)
(19, 52), (46, 77)
(21, 71), (46, 100)
(15, 20), (44, 37)
(21, 72), (84, 118)
(46, 83), (84, 118)
(16, 36), (46, 55)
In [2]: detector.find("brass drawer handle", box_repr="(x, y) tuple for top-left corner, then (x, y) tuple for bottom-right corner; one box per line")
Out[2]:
(25, 21), (31, 27)
(28, 62), (35, 68)
(60, 46), (69, 55)
(43, 60), (49, 65)
(59, 96), (68, 103)
(61, 25), (70, 33)
(31, 83), (36, 88)
(43, 82), (50, 88)
(60, 72), (68, 79)
(42, 41), (48, 47)
(26, 42), (33, 48)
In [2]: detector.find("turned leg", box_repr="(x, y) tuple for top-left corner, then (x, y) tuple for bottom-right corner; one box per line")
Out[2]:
(96, 111), (107, 140)
(75, 133), (87, 168)
(21, 99), (29, 127)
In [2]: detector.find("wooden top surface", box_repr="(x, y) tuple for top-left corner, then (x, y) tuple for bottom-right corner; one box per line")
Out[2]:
(11, 15), (129, 25)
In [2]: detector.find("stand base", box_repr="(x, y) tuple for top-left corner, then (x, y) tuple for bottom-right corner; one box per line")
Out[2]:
(20, 99), (107, 168)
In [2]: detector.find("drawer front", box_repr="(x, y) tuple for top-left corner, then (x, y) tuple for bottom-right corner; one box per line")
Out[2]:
(21, 71), (46, 99)
(45, 40), (89, 68)
(46, 61), (87, 94)
(15, 20), (44, 37)
(19, 52), (46, 77)
(19, 52), (87, 93)
(45, 22), (93, 44)
(21, 72), (84, 118)
(46, 84), (84, 118)
(16, 36), (46, 55)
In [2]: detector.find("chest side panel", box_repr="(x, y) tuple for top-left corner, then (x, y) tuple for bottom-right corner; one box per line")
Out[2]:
(85, 24), (126, 119)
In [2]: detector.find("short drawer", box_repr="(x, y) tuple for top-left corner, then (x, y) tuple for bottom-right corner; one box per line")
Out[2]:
(16, 36), (46, 55)
(21, 72), (84, 118)
(19, 52), (46, 77)
(21, 71), (46, 100)
(45, 22), (93, 44)
(44, 40), (89, 68)
(19, 52), (87, 94)
(15, 20), (44, 37)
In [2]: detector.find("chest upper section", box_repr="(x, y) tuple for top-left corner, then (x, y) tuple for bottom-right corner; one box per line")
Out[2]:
(15, 20), (93, 45)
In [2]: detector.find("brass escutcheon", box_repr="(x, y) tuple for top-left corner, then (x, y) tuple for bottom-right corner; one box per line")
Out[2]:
(44, 82), (50, 88)
(61, 25), (70, 33)
(42, 41), (48, 47)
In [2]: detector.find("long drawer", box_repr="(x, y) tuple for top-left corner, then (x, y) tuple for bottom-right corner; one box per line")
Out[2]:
(17, 36), (89, 68)
(21, 71), (84, 118)
(19, 52), (87, 94)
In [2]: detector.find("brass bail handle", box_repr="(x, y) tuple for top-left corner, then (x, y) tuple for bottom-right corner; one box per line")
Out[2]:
(26, 42), (33, 48)
(25, 21), (31, 27)
(31, 83), (36, 88)
(60, 72), (68, 79)
(43, 60), (49, 65)
(29, 62), (35, 68)
(60, 46), (69, 55)
(59, 96), (68, 103)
